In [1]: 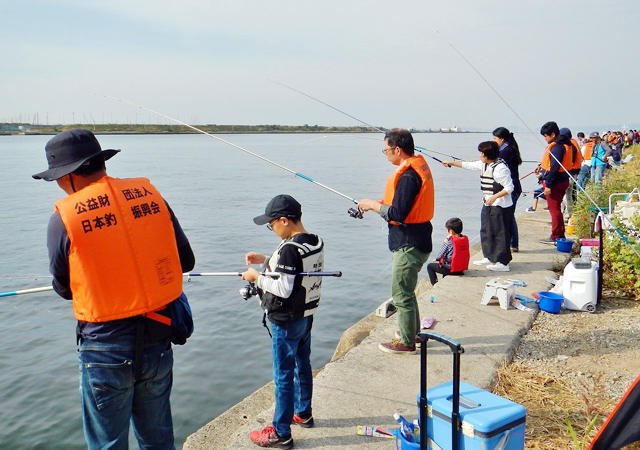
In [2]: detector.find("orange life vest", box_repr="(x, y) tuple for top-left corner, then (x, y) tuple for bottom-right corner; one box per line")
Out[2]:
(439, 235), (470, 273)
(540, 142), (572, 173)
(55, 176), (183, 323)
(582, 141), (594, 161)
(570, 138), (583, 170)
(383, 155), (434, 225)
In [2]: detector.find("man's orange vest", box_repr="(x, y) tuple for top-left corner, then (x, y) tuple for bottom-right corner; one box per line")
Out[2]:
(570, 138), (583, 170)
(541, 142), (573, 173)
(582, 141), (594, 161)
(55, 176), (183, 323)
(383, 155), (434, 225)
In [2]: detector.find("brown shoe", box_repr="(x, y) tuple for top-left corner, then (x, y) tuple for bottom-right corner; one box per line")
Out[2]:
(378, 339), (416, 354)
(511, 247), (519, 253)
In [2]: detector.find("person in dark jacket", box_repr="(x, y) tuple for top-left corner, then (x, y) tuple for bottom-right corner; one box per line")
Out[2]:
(358, 129), (434, 354)
(539, 121), (571, 244)
(33, 129), (195, 450)
(493, 127), (522, 252)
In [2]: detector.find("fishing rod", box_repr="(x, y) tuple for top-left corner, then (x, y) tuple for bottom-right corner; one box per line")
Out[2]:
(269, 80), (460, 163)
(0, 286), (53, 298)
(0, 275), (52, 281)
(103, 96), (364, 219)
(186, 271), (342, 280)
(0, 271), (343, 298)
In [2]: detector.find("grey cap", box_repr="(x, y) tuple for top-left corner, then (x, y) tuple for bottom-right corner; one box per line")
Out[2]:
(589, 131), (600, 139)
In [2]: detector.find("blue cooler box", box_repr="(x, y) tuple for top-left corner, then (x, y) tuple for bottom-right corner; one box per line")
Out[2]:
(423, 381), (526, 450)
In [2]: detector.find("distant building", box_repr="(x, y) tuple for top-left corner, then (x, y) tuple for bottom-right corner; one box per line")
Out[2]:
(439, 126), (459, 133)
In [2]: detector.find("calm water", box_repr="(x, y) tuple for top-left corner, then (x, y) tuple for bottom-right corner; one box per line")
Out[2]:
(0, 132), (542, 448)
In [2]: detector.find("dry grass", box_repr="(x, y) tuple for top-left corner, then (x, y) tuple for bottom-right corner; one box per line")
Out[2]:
(494, 361), (640, 450)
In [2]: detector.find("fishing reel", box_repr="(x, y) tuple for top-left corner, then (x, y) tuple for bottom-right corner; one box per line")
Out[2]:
(239, 282), (259, 301)
(348, 208), (363, 219)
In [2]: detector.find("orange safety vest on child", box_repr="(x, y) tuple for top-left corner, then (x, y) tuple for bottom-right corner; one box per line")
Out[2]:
(540, 142), (572, 173)
(382, 155), (434, 225)
(55, 176), (183, 323)
(439, 235), (470, 273)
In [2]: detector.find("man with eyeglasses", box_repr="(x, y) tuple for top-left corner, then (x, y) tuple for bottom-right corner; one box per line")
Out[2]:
(358, 129), (435, 354)
(242, 194), (324, 449)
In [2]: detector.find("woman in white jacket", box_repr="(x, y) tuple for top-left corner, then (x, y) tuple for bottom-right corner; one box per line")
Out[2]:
(442, 141), (514, 272)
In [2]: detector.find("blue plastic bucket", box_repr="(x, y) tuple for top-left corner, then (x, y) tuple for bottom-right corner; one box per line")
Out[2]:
(394, 428), (419, 449)
(537, 291), (563, 313)
(556, 238), (574, 253)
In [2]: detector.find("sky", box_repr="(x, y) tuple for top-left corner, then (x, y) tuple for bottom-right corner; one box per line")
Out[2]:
(2, 0), (639, 131)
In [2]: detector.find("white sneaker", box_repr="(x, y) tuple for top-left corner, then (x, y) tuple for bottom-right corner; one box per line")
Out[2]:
(488, 262), (510, 272)
(473, 257), (491, 266)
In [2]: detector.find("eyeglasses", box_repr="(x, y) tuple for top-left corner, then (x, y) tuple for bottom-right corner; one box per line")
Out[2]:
(266, 218), (278, 231)
(382, 146), (396, 155)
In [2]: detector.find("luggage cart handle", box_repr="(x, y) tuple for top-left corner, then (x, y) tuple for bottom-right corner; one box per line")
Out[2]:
(418, 331), (464, 354)
(419, 331), (465, 450)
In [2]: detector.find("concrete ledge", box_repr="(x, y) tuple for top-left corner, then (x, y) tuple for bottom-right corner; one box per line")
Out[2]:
(185, 212), (569, 450)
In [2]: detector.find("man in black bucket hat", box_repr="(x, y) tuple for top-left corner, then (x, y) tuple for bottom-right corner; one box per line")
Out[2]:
(32, 128), (120, 181)
(33, 129), (195, 449)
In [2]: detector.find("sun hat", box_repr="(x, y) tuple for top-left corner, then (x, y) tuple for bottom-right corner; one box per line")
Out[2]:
(253, 194), (302, 225)
(32, 129), (120, 181)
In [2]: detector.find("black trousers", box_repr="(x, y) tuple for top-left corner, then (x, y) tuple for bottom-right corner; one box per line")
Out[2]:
(426, 262), (464, 285)
(480, 205), (513, 265)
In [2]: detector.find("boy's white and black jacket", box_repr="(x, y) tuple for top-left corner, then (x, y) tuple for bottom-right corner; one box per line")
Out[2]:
(257, 233), (324, 325)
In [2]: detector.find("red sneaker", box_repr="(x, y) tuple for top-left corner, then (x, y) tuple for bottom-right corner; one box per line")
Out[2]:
(394, 331), (422, 347)
(292, 414), (314, 428)
(249, 426), (293, 449)
(378, 339), (416, 354)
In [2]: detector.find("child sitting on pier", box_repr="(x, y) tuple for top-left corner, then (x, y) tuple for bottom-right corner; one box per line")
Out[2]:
(526, 175), (546, 212)
(426, 218), (470, 285)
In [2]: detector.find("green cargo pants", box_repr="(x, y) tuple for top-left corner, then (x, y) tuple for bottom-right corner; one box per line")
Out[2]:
(392, 246), (430, 347)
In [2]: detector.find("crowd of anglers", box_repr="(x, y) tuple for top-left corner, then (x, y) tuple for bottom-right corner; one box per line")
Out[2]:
(23, 122), (636, 449)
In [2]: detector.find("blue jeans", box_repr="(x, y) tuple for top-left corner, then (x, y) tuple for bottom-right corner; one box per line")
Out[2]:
(78, 337), (175, 450)
(271, 316), (313, 438)
(577, 165), (590, 189)
(591, 165), (606, 184)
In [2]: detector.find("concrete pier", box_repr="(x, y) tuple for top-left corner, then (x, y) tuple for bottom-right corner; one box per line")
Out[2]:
(185, 211), (564, 449)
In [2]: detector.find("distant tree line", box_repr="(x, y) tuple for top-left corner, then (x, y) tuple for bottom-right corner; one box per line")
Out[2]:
(0, 123), (383, 135)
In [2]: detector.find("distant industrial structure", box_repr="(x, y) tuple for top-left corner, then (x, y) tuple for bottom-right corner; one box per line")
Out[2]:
(440, 126), (459, 132)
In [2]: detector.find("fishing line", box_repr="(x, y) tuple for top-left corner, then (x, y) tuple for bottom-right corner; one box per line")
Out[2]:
(436, 31), (544, 146)
(103, 95), (362, 216)
(269, 80), (460, 163)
